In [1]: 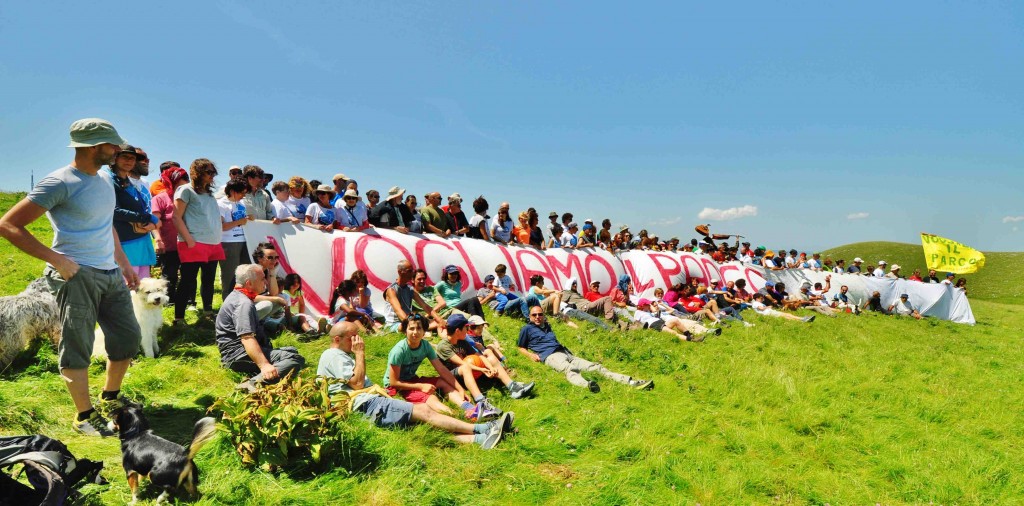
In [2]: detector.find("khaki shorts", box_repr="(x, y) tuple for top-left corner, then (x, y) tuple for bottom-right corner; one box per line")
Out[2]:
(44, 266), (142, 369)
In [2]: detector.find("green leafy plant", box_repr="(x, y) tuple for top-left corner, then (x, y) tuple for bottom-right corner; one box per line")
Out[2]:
(213, 373), (355, 473)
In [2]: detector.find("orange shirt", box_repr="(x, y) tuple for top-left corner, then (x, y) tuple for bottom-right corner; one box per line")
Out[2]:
(512, 225), (531, 244)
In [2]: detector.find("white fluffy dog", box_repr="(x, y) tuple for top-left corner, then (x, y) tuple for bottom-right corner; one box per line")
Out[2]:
(0, 278), (61, 370)
(94, 277), (169, 359)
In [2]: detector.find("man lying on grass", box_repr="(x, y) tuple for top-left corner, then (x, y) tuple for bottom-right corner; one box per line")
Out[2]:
(317, 322), (511, 450)
(437, 314), (536, 401)
(517, 306), (653, 393)
(383, 314), (503, 421)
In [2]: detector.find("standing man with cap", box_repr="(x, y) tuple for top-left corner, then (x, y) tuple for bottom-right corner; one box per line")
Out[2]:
(330, 173), (347, 205)
(546, 212), (559, 241)
(873, 261), (887, 278)
(886, 265), (902, 279)
(847, 257), (864, 274)
(0, 118), (142, 436)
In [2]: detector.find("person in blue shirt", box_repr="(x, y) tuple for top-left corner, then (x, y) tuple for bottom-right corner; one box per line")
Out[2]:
(517, 307), (653, 393)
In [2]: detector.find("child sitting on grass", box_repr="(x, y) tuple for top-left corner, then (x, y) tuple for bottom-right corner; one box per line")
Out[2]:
(282, 273), (327, 337)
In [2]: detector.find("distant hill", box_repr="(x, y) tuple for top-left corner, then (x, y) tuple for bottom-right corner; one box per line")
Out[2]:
(820, 241), (1023, 304)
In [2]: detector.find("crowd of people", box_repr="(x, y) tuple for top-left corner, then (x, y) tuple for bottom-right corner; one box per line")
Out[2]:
(0, 118), (963, 446)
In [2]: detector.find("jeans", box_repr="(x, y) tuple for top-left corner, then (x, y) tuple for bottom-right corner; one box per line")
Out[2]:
(495, 292), (519, 312)
(564, 309), (612, 330)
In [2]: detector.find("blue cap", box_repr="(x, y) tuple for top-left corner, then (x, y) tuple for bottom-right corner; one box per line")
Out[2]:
(764, 281), (776, 287)
(900, 293), (909, 298)
(446, 313), (469, 331)
(484, 274), (495, 283)
(583, 223), (595, 230)
(444, 265), (460, 275)
(946, 272), (955, 277)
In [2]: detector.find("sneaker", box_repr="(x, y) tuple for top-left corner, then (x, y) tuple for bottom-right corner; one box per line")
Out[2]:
(806, 315), (816, 323)
(477, 400), (502, 421)
(479, 413), (509, 450)
(509, 381), (535, 399)
(688, 333), (706, 343)
(501, 411), (515, 432)
(72, 411), (115, 437)
(588, 380), (601, 393)
(629, 379), (655, 391)
(713, 327), (723, 336)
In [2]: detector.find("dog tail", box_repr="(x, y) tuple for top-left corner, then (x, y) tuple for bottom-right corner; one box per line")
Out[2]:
(187, 417), (218, 459)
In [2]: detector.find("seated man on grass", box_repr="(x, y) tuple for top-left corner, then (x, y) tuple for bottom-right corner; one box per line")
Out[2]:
(517, 307), (654, 393)
(437, 314), (536, 401)
(217, 264), (306, 393)
(317, 321), (511, 450)
(383, 314), (501, 421)
(381, 260), (445, 333)
(632, 298), (711, 342)
(888, 293), (923, 319)
(557, 277), (616, 330)
(750, 293), (815, 323)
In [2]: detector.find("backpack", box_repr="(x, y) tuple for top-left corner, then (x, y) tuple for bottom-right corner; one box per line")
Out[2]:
(0, 435), (105, 506)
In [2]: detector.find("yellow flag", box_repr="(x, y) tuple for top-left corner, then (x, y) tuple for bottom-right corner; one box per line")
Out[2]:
(920, 233), (986, 274)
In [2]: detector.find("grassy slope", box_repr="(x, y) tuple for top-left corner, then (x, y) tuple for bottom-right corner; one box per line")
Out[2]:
(820, 241), (1024, 304)
(1, 192), (1023, 505)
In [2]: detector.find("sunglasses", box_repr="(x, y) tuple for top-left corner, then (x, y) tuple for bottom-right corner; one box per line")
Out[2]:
(265, 255), (279, 260)
(529, 312), (544, 317)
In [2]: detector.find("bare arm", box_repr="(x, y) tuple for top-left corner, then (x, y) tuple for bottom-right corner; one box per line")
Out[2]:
(388, 363), (435, 393)
(518, 346), (541, 362)
(172, 198), (195, 248)
(240, 333), (277, 380)
(0, 199), (79, 279)
(347, 336), (366, 390)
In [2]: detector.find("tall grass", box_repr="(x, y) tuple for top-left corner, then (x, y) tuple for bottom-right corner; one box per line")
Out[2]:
(1, 192), (1022, 504)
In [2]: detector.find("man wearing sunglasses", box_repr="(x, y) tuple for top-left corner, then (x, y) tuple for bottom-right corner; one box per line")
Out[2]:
(517, 307), (654, 393)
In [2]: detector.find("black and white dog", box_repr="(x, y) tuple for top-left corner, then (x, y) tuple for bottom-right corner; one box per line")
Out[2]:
(112, 405), (217, 504)
(0, 278), (60, 369)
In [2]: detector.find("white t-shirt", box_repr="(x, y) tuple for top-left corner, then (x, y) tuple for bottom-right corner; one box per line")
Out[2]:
(306, 202), (337, 226)
(285, 196), (310, 218)
(271, 199), (293, 220)
(495, 274), (516, 292)
(785, 257), (798, 268)
(807, 259), (821, 270)
(873, 268), (886, 278)
(218, 197), (248, 243)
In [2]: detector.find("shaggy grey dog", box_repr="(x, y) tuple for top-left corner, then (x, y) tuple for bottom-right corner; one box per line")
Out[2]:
(0, 277), (61, 369)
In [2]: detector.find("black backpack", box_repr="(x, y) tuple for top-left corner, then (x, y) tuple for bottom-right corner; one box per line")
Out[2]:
(0, 435), (105, 505)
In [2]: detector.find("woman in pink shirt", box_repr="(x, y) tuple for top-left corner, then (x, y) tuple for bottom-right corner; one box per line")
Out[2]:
(151, 167), (190, 305)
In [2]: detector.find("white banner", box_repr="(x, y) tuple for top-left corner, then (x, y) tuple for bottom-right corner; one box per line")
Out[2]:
(243, 221), (974, 324)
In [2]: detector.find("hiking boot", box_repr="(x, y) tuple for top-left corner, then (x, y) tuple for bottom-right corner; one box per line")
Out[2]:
(616, 320), (629, 332)
(688, 333), (706, 343)
(317, 317), (329, 334)
(73, 410), (115, 437)
(477, 399), (502, 421)
(509, 381), (535, 399)
(588, 380), (601, 393)
(629, 379), (655, 391)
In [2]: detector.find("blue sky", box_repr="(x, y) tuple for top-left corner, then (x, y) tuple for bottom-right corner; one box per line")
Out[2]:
(1, 1), (1021, 251)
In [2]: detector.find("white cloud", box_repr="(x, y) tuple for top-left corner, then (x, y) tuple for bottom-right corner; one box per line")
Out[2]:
(846, 212), (870, 220)
(1002, 216), (1024, 223)
(650, 216), (682, 227)
(697, 205), (757, 221)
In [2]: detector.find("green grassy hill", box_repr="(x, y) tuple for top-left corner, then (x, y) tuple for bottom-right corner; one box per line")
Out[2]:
(2, 192), (1023, 504)
(821, 241), (1023, 304)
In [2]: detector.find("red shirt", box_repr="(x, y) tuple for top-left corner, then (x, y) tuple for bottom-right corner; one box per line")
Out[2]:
(682, 296), (705, 313)
(584, 290), (603, 302)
